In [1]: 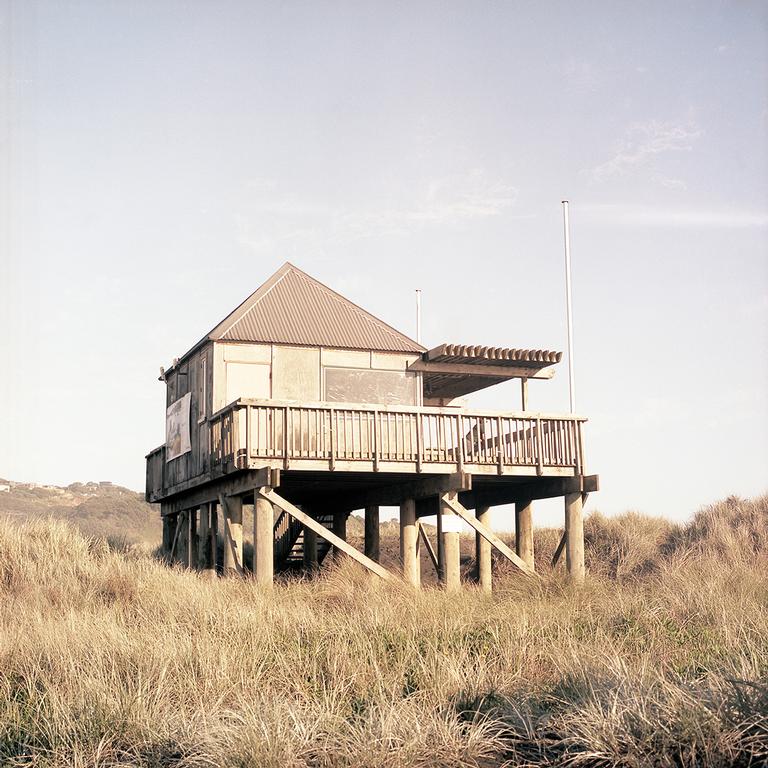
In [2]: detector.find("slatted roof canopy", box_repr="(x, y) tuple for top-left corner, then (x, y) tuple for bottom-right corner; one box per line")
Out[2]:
(410, 343), (562, 399)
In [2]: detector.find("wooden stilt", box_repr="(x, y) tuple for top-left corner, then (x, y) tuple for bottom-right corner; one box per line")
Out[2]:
(440, 491), (461, 590)
(169, 511), (183, 563)
(161, 508), (174, 555)
(189, 508), (199, 569)
(222, 495), (244, 576)
(210, 502), (219, 574)
(254, 490), (274, 586)
(400, 499), (420, 587)
(475, 505), (492, 592)
(197, 503), (210, 569)
(364, 505), (380, 562)
(332, 510), (347, 562)
(436, 501), (445, 583)
(515, 498), (535, 571)
(565, 492), (585, 584)
(303, 525), (318, 570)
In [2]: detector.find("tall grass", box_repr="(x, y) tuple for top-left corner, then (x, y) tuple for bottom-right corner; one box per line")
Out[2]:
(0, 495), (766, 766)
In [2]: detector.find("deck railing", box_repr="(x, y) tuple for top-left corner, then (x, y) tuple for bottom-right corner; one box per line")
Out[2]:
(208, 399), (586, 476)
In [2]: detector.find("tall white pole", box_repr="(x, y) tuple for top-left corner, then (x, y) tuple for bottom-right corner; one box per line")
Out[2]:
(415, 289), (422, 344)
(562, 200), (576, 414)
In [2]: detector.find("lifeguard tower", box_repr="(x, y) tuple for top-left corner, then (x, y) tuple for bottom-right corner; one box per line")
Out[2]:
(146, 263), (597, 589)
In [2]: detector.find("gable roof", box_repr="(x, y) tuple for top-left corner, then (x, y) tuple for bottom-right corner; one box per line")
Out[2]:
(170, 264), (424, 370)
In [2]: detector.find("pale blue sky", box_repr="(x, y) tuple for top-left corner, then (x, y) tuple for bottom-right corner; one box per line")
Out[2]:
(1, 1), (766, 525)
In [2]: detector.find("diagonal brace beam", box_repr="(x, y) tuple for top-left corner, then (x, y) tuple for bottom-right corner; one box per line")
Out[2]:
(441, 495), (538, 578)
(259, 488), (394, 582)
(418, 522), (439, 574)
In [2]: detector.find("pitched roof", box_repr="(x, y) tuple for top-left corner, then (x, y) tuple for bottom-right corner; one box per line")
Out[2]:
(177, 264), (424, 364)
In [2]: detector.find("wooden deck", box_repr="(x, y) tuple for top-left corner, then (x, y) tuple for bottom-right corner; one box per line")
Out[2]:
(147, 398), (588, 503)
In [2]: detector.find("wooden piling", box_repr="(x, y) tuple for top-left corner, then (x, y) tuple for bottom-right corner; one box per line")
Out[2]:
(209, 502), (219, 574)
(440, 492), (461, 591)
(197, 503), (210, 574)
(161, 510), (175, 556)
(222, 495), (244, 576)
(565, 492), (585, 584)
(436, 500), (445, 583)
(475, 505), (492, 592)
(400, 499), (420, 587)
(254, 491), (274, 586)
(364, 505), (380, 562)
(303, 525), (318, 570)
(515, 498), (535, 571)
(332, 510), (347, 561)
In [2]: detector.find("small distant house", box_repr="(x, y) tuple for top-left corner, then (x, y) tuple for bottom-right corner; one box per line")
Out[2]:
(146, 263), (597, 589)
(0, 484), (10, 494)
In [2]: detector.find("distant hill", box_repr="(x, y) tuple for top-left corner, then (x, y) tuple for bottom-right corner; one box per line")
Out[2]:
(0, 481), (161, 544)
(0, 480), (433, 550)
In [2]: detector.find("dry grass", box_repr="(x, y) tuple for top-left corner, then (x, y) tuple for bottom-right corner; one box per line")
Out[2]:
(0, 495), (766, 767)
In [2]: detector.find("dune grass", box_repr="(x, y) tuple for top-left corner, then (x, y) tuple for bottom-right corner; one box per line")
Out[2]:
(0, 495), (766, 766)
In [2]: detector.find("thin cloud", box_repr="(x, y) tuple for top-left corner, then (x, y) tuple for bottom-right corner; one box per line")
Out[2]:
(236, 170), (520, 252)
(581, 203), (768, 229)
(590, 120), (703, 183)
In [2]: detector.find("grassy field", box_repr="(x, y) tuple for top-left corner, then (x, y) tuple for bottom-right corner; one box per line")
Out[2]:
(0, 495), (766, 767)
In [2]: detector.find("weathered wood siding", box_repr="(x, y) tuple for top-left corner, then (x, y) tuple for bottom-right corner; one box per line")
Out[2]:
(163, 342), (213, 488)
(211, 342), (421, 410)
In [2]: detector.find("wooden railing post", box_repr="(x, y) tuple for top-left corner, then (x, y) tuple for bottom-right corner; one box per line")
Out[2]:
(245, 406), (251, 468)
(496, 416), (504, 474)
(329, 408), (336, 470)
(535, 417), (543, 476)
(416, 412), (423, 472)
(283, 406), (289, 469)
(373, 410), (380, 472)
(457, 414), (464, 472)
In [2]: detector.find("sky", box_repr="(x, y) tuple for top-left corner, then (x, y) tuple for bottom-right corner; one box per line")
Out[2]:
(1, 1), (766, 527)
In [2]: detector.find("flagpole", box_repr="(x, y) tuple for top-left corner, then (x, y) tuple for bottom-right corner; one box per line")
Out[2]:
(562, 200), (576, 414)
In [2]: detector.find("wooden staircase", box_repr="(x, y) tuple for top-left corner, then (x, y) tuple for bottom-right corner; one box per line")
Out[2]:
(273, 508), (348, 571)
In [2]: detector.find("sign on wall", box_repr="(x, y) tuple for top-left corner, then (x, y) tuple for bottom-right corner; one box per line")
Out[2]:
(166, 392), (191, 462)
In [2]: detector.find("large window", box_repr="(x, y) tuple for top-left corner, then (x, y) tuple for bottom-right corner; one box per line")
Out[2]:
(324, 368), (417, 406)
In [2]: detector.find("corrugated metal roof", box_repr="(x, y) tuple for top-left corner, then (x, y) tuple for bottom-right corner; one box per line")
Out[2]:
(208, 263), (424, 352)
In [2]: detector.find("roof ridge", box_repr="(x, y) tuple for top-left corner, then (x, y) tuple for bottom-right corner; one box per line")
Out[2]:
(200, 262), (423, 353)
(215, 262), (293, 340)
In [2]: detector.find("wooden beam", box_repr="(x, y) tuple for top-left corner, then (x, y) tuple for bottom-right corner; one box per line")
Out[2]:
(260, 489), (394, 581)
(551, 530), (566, 567)
(472, 474), (599, 508)
(303, 473), (472, 513)
(159, 468), (275, 513)
(442, 495), (538, 578)
(408, 360), (555, 379)
(417, 522), (439, 575)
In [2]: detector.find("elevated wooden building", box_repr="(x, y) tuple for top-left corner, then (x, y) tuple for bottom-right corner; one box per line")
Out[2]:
(146, 263), (598, 589)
